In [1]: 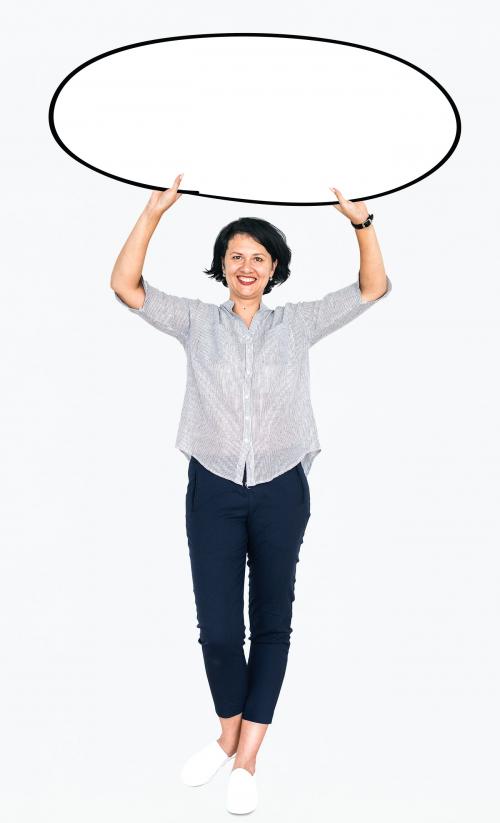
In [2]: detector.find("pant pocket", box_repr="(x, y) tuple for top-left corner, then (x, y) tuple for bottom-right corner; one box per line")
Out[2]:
(297, 462), (310, 515)
(187, 461), (198, 511)
(294, 464), (305, 505)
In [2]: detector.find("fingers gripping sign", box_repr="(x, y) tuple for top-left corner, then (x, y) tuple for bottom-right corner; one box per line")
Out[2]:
(146, 173), (184, 217)
(329, 186), (370, 225)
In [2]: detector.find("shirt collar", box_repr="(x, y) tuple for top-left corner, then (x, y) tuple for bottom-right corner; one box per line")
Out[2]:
(221, 298), (272, 315)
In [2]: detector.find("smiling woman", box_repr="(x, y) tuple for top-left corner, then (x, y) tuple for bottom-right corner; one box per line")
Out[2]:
(110, 178), (392, 814)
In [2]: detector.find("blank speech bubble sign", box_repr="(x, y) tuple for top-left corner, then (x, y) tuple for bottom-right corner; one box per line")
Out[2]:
(48, 32), (461, 206)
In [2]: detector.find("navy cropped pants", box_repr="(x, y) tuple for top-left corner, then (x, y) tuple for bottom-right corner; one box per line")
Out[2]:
(185, 456), (311, 725)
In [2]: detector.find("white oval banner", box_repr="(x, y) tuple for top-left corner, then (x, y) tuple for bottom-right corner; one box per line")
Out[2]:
(49, 33), (461, 206)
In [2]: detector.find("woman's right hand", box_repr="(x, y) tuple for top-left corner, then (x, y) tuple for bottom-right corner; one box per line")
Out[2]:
(145, 173), (184, 217)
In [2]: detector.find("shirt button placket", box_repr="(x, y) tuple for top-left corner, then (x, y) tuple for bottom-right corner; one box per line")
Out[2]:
(243, 334), (253, 483)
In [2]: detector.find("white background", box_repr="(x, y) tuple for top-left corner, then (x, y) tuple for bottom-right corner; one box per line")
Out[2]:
(2, 2), (498, 822)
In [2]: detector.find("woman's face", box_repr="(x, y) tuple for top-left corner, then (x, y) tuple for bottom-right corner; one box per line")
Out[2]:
(222, 233), (277, 303)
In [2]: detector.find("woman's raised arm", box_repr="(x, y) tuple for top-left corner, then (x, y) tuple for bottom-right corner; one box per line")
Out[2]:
(110, 173), (184, 309)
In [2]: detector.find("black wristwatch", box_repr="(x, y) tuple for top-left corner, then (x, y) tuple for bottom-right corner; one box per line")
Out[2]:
(351, 213), (374, 229)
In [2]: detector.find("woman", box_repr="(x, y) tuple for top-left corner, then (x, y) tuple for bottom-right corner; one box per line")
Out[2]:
(111, 174), (392, 814)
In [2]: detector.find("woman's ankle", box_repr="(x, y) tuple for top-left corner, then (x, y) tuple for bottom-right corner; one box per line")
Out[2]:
(217, 734), (239, 757)
(232, 757), (256, 775)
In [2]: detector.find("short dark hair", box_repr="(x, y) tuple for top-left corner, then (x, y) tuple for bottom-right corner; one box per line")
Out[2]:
(203, 217), (291, 295)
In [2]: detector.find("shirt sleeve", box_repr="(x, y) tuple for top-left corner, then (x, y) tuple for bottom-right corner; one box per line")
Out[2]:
(113, 275), (201, 345)
(294, 274), (392, 347)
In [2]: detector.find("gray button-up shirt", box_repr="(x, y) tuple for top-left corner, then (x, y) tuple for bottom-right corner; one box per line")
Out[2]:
(114, 273), (392, 486)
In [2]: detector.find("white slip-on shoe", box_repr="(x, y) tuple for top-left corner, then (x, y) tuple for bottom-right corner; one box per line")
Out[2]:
(180, 739), (236, 786)
(225, 767), (258, 814)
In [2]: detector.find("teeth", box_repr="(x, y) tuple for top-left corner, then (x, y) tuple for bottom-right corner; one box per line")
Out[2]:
(238, 277), (256, 283)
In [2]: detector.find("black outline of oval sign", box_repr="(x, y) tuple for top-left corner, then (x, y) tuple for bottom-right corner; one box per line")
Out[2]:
(48, 32), (461, 206)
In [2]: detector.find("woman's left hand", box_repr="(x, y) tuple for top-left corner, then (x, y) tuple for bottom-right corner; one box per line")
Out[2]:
(330, 187), (370, 224)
